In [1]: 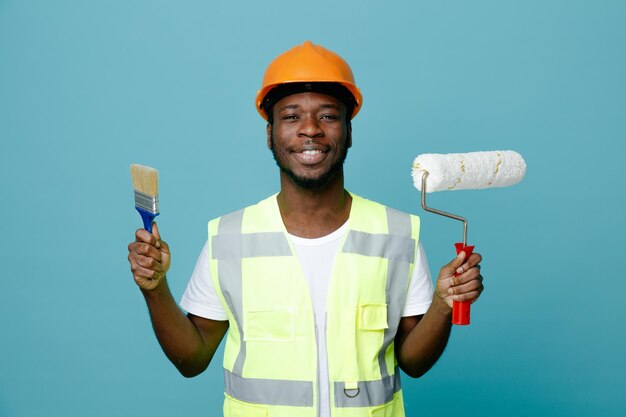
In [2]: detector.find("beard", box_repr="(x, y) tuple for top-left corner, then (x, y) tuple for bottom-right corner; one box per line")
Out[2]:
(270, 133), (349, 190)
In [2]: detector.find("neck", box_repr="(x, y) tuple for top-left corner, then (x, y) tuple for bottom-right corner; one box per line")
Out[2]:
(277, 171), (352, 238)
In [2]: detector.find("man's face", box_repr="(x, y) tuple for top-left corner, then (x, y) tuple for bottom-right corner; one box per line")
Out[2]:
(267, 91), (352, 189)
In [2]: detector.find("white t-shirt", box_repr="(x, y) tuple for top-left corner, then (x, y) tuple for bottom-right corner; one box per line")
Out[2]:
(180, 222), (434, 417)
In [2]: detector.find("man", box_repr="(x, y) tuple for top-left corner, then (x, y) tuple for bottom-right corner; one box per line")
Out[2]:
(128, 41), (483, 417)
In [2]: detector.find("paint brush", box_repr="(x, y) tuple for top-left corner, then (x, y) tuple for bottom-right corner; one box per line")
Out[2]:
(130, 164), (159, 233)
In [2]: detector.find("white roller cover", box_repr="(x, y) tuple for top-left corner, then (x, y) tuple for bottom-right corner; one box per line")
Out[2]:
(412, 150), (526, 192)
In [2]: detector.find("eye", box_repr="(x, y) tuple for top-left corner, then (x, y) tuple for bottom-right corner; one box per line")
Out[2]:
(321, 114), (340, 121)
(281, 114), (299, 121)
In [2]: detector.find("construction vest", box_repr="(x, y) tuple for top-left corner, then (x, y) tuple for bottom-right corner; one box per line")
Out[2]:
(208, 193), (420, 417)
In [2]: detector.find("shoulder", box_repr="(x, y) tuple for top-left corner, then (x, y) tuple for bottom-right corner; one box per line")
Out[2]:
(350, 193), (420, 223)
(347, 193), (420, 243)
(208, 194), (279, 232)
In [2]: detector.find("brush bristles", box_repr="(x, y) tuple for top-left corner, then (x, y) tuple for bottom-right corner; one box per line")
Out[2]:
(130, 164), (159, 196)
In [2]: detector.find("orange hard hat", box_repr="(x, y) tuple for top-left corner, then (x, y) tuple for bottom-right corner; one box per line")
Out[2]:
(256, 41), (363, 120)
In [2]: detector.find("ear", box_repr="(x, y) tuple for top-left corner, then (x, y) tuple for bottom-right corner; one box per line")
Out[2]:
(346, 122), (352, 149)
(266, 123), (272, 150)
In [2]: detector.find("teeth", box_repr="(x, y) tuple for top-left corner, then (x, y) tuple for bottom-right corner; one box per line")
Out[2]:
(302, 150), (322, 155)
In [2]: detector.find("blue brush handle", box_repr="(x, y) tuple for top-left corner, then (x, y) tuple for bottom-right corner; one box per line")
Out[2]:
(136, 207), (159, 233)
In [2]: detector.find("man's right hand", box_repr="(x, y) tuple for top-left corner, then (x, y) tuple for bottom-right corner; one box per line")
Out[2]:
(128, 222), (171, 291)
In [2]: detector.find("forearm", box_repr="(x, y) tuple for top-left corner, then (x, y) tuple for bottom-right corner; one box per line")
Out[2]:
(396, 250), (484, 378)
(396, 297), (452, 378)
(141, 278), (213, 377)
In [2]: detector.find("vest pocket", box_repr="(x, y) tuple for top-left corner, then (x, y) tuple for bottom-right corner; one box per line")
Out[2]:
(353, 304), (389, 377)
(358, 304), (389, 331)
(369, 394), (402, 417)
(224, 394), (268, 417)
(245, 308), (295, 342)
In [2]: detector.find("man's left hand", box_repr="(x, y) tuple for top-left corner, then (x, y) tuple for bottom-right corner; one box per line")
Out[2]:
(434, 251), (484, 310)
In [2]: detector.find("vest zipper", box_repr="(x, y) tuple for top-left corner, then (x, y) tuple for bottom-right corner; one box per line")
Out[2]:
(324, 311), (330, 417)
(314, 311), (321, 417)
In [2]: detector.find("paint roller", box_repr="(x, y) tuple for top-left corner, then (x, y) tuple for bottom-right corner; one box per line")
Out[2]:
(412, 150), (527, 325)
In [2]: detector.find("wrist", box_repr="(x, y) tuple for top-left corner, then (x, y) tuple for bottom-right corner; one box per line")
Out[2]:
(430, 295), (452, 317)
(140, 276), (169, 298)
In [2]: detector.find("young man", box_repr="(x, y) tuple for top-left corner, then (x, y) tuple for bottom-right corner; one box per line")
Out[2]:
(128, 41), (483, 417)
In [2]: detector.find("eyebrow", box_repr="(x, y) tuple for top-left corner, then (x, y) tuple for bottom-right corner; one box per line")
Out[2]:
(278, 103), (342, 111)
(278, 104), (300, 111)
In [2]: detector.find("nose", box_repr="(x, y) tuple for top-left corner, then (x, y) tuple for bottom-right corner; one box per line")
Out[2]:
(298, 115), (323, 139)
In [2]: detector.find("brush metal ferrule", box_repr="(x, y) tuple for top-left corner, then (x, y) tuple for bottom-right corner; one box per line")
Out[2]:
(421, 172), (468, 246)
(134, 190), (159, 214)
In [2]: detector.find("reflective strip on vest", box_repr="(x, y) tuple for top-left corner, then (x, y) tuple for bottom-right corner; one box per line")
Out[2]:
(334, 368), (402, 408)
(213, 232), (292, 259)
(381, 207), (413, 382)
(342, 231), (414, 263)
(216, 210), (246, 376)
(214, 210), (293, 376)
(224, 369), (314, 407)
(341, 207), (414, 386)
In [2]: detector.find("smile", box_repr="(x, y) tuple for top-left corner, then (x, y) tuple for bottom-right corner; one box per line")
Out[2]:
(293, 148), (328, 165)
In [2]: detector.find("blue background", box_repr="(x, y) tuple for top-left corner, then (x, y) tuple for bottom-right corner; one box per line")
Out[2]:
(1, 1), (625, 416)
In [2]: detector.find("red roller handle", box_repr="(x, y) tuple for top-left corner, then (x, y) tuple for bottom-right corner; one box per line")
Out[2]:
(452, 243), (475, 325)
